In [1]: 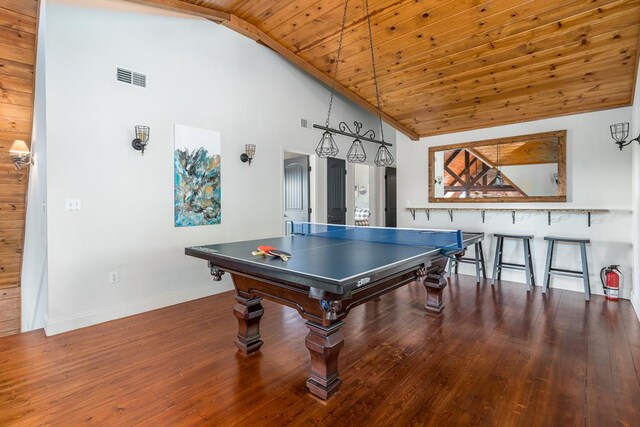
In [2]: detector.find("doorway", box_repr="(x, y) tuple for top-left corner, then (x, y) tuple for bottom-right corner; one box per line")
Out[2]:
(284, 153), (310, 224)
(327, 157), (346, 224)
(354, 164), (372, 226)
(385, 167), (397, 227)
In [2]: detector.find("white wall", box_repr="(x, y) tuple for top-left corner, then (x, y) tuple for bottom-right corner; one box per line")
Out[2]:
(631, 66), (640, 319)
(397, 107), (634, 299)
(500, 164), (557, 197)
(21, 0), (48, 332)
(42, 0), (394, 335)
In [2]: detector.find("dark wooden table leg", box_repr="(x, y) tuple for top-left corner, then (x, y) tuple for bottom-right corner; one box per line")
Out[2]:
(417, 260), (448, 314)
(305, 320), (345, 400)
(233, 294), (264, 355)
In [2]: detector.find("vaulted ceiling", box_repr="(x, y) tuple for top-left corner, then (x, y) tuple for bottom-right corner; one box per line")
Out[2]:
(126, 1), (640, 140)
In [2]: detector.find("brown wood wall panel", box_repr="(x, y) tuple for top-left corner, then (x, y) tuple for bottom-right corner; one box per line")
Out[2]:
(169, 0), (640, 138)
(0, 0), (38, 336)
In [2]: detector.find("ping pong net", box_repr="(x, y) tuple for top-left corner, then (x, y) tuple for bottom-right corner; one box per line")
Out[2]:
(288, 222), (463, 251)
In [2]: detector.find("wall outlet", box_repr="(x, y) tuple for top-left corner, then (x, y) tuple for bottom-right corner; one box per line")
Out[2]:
(109, 271), (119, 284)
(65, 199), (81, 211)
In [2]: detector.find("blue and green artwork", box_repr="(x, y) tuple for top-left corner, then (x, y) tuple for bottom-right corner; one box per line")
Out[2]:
(174, 125), (221, 227)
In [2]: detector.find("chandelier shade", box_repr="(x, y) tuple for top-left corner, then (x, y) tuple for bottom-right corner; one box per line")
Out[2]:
(346, 139), (366, 163)
(315, 131), (339, 158)
(374, 144), (394, 167)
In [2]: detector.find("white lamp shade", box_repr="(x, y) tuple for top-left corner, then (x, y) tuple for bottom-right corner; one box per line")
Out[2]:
(9, 140), (29, 155)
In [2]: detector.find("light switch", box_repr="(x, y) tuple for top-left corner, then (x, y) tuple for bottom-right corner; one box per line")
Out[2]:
(65, 199), (81, 211)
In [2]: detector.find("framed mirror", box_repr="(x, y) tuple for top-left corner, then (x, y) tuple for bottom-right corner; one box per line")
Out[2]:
(428, 130), (566, 203)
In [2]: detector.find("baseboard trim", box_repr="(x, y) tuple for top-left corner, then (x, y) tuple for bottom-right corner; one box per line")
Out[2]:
(632, 291), (640, 322)
(44, 284), (229, 336)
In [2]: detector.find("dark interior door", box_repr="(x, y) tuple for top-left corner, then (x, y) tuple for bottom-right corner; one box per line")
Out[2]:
(385, 167), (397, 227)
(327, 157), (346, 224)
(284, 155), (310, 223)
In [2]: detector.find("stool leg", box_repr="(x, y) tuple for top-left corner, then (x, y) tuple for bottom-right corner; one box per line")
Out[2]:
(479, 242), (487, 279)
(497, 237), (504, 281)
(492, 237), (502, 286)
(580, 243), (591, 301)
(523, 239), (532, 292)
(474, 243), (480, 284)
(527, 239), (535, 286)
(543, 240), (554, 294)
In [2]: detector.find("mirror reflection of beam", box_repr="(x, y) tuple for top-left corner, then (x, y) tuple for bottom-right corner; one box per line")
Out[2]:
(466, 148), (528, 197)
(442, 148), (528, 197)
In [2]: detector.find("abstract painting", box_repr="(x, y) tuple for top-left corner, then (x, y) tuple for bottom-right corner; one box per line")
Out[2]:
(174, 125), (221, 227)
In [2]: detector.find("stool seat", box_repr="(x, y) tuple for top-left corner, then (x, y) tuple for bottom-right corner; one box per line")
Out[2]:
(494, 233), (534, 239)
(491, 234), (535, 290)
(544, 236), (590, 244)
(543, 236), (591, 301)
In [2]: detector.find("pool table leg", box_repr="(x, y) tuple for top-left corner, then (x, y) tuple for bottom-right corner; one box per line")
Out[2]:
(419, 261), (448, 314)
(233, 294), (264, 355)
(305, 320), (345, 400)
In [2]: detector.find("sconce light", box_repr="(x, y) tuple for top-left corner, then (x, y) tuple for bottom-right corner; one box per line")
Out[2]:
(9, 140), (31, 170)
(609, 122), (639, 150)
(131, 125), (150, 155)
(433, 176), (443, 185)
(240, 144), (255, 165)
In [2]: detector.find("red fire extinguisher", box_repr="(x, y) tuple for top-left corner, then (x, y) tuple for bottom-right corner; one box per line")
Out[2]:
(600, 265), (622, 301)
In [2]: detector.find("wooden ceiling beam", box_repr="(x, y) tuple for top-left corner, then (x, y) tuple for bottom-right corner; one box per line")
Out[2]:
(122, 0), (231, 21)
(389, 61), (634, 118)
(414, 90), (631, 136)
(126, 0), (640, 139)
(121, 0), (420, 140)
(222, 14), (420, 140)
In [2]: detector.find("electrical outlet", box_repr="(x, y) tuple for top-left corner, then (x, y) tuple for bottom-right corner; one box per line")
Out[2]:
(65, 199), (81, 211)
(109, 271), (119, 284)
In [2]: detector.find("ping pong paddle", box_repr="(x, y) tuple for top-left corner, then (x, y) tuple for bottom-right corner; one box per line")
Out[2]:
(252, 245), (292, 261)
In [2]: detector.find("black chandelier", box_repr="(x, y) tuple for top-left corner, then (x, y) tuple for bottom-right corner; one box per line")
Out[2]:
(314, 0), (393, 167)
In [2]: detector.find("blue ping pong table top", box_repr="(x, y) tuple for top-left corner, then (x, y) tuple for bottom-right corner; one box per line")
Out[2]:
(187, 224), (483, 289)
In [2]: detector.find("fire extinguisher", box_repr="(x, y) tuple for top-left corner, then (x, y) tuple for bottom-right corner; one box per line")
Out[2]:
(600, 265), (622, 301)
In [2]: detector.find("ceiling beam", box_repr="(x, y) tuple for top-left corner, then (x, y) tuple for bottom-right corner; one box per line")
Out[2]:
(122, 0), (230, 21)
(223, 15), (419, 141)
(120, 0), (420, 141)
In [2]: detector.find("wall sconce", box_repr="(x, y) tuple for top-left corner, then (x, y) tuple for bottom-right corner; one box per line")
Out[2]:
(9, 140), (32, 170)
(240, 144), (255, 165)
(610, 122), (639, 150)
(131, 125), (150, 155)
(433, 175), (443, 185)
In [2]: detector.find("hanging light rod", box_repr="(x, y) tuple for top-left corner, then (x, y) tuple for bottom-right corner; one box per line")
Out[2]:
(314, 0), (395, 167)
(312, 122), (393, 146)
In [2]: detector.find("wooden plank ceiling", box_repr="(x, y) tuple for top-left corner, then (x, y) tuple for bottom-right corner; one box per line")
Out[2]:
(0, 0), (39, 336)
(137, 0), (640, 139)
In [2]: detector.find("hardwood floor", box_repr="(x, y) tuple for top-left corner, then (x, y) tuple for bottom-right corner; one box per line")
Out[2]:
(1, 275), (639, 426)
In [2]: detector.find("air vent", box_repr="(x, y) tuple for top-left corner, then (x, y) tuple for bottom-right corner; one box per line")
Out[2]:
(116, 67), (147, 88)
(300, 118), (309, 128)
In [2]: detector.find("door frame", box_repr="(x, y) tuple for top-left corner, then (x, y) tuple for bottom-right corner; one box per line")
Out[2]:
(281, 148), (317, 228)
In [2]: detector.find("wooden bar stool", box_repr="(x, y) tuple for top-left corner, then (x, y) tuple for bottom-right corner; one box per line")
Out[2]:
(447, 240), (486, 284)
(542, 236), (591, 301)
(491, 234), (535, 291)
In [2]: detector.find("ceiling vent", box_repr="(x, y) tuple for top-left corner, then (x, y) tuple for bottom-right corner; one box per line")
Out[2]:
(117, 67), (147, 88)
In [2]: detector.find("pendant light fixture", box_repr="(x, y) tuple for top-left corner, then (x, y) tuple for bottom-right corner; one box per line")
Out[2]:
(347, 138), (367, 163)
(495, 143), (504, 187)
(313, 0), (393, 166)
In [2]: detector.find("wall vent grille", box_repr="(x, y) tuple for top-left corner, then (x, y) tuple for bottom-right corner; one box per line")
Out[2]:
(117, 67), (146, 87)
